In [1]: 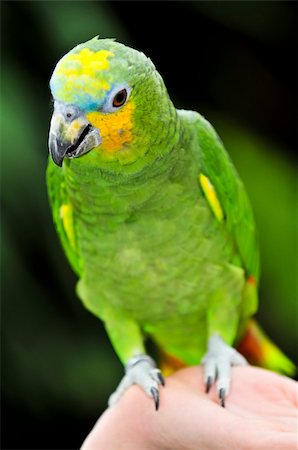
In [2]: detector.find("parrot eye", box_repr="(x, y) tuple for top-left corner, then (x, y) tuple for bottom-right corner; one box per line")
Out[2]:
(112, 89), (127, 108)
(102, 85), (131, 113)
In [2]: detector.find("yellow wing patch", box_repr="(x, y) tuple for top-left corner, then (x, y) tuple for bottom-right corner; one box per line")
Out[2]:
(60, 204), (76, 249)
(199, 174), (224, 222)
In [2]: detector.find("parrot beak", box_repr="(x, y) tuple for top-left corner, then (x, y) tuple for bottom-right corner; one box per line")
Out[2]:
(48, 101), (101, 167)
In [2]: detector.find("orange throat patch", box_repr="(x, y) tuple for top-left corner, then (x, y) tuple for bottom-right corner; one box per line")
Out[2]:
(86, 101), (135, 155)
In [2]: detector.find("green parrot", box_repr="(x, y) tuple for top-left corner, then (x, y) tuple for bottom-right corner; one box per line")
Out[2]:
(47, 37), (294, 410)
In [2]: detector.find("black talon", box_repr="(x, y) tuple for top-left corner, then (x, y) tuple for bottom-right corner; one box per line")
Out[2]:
(150, 387), (160, 411)
(205, 376), (212, 393)
(219, 388), (225, 408)
(215, 368), (219, 382)
(157, 372), (165, 386)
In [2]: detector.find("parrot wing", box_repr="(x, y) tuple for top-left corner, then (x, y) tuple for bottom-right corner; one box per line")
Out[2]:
(192, 112), (260, 283)
(46, 159), (82, 276)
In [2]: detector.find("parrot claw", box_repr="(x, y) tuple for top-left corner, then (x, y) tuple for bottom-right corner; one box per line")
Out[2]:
(157, 371), (166, 387)
(219, 388), (226, 407)
(150, 386), (160, 411)
(205, 375), (212, 393)
(202, 334), (248, 406)
(108, 354), (164, 410)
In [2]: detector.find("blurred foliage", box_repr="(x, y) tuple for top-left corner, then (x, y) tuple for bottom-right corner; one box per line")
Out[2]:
(1, 1), (296, 449)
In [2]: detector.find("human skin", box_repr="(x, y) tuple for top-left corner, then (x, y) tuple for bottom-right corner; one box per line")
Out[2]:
(81, 366), (297, 450)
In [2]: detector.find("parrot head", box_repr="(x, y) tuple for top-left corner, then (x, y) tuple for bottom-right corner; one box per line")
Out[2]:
(48, 37), (177, 169)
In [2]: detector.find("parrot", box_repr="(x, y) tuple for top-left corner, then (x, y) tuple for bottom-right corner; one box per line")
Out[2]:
(47, 37), (295, 410)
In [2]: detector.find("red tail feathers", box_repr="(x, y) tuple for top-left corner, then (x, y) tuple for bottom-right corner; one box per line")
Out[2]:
(237, 319), (296, 376)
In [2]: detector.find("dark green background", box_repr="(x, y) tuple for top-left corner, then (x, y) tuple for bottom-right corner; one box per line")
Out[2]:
(1, 2), (297, 449)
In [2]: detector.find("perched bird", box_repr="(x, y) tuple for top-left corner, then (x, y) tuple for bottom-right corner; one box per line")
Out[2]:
(47, 37), (294, 410)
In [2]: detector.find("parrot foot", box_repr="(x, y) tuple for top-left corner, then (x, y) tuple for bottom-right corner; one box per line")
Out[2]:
(202, 334), (248, 407)
(108, 354), (165, 411)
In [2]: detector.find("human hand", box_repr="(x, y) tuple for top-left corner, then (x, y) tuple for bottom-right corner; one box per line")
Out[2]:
(81, 366), (297, 450)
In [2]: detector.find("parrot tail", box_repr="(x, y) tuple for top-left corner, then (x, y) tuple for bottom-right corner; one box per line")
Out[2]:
(158, 319), (296, 377)
(237, 319), (296, 377)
